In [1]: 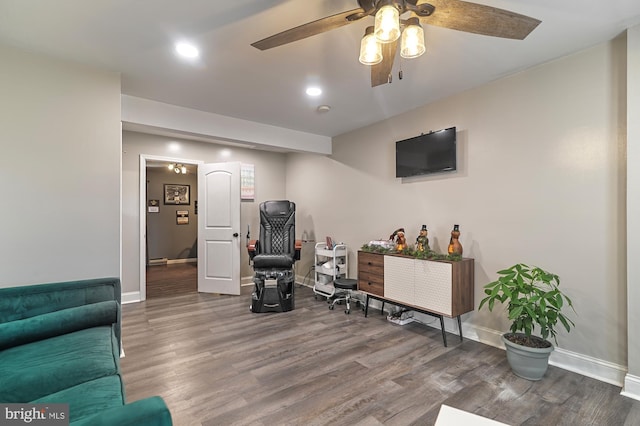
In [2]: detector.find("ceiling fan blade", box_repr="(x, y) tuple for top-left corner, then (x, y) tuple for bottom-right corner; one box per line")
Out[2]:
(371, 40), (398, 87)
(420, 0), (541, 40)
(251, 8), (365, 50)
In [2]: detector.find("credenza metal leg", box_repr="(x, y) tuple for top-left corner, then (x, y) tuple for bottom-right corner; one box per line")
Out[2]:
(364, 295), (369, 318)
(440, 315), (447, 347)
(457, 315), (463, 342)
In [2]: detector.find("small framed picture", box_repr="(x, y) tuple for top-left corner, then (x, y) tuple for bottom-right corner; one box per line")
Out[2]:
(164, 184), (190, 205)
(148, 199), (160, 213)
(176, 210), (189, 225)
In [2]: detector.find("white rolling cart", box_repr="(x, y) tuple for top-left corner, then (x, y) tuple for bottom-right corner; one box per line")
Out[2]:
(313, 242), (348, 299)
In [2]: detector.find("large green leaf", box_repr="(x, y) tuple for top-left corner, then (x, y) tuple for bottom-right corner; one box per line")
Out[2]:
(509, 306), (524, 319)
(558, 314), (572, 332)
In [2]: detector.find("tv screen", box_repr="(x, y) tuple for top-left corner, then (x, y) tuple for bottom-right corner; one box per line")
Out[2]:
(395, 127), (457, 178)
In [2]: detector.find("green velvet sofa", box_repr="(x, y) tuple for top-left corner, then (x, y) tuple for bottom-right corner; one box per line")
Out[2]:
(0, 277), (172, 425)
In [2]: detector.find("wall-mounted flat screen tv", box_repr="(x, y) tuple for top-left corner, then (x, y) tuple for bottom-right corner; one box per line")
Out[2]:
(395, 126), (457, 178)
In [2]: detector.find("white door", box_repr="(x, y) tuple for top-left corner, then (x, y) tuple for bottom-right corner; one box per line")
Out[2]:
(197, 162), (241, 295)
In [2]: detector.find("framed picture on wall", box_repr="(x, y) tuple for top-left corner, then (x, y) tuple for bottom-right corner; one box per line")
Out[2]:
(176, 210), (189, 225)
(164, 184), (190, 205)
(148, 199), (160, 213)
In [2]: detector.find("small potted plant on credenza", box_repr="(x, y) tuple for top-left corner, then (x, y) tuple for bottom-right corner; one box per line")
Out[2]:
(479, 263), (576, 381)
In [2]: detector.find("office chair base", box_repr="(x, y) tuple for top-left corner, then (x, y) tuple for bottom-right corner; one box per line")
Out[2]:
(329, 278), (359, 314)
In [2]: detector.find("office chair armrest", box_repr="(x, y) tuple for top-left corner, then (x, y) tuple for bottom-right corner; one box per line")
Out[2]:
(294, 240), (302, 261)
(247, 240), (259, 260)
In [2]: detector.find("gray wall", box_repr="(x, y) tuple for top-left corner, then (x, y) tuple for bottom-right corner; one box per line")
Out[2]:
(0, 44), (121, 287)
(121, 131), (287, 296)
(286, 38), (629, 378)
(146, 167), (198, 261)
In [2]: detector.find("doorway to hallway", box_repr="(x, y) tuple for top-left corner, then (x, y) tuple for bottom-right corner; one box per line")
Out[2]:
(146, 263), (197, 298)
(140, 155), (202, 301)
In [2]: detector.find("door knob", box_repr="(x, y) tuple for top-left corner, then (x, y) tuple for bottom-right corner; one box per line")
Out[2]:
(233, 233), (239, 237)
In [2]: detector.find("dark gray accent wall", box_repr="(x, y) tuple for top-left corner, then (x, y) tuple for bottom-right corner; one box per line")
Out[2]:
(146, 167), (198, 261)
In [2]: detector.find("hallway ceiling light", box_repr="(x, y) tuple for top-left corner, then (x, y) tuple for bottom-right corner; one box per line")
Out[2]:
(168, 163), (187, 174)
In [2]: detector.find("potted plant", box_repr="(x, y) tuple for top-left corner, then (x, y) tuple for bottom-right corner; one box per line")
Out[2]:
(478, 263), (575, 380)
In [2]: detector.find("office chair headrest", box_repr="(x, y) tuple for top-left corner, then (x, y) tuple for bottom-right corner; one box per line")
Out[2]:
(263, 200), (295, 217)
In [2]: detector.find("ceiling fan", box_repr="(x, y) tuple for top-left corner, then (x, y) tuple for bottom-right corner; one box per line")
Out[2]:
(251, 0), (541, 87)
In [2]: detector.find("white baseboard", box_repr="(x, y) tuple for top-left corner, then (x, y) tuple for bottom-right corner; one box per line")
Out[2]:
(414, 313), (627, 388)
(167, 258), (196, 264)
(121, 291), (141, 304)
(550, 347), (627, 387)
(622, 374), (640, 401)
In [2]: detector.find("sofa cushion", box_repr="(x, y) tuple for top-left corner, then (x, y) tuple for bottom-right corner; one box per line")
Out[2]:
(0, 278), (122, 348)
(0, 278), (120, 323)
(0, 326), (119, 403)
(0, 301), (118, 350)
(31, 374), (125, 422)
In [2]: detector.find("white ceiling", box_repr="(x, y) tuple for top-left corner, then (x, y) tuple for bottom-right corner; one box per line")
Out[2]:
(1, 0), (640, 138)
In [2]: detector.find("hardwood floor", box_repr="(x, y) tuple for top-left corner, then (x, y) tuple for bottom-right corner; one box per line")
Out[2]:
(121, 286), (640, 425)
(146, 263), (197, 298)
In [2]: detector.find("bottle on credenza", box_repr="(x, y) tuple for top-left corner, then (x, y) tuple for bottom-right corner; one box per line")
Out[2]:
(447, 224), (463, 256)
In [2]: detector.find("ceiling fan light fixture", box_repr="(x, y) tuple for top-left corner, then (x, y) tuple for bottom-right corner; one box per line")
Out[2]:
(374, 4), (400, 43)
(359, 26), (383, 65)
(400, 18), (426, 59)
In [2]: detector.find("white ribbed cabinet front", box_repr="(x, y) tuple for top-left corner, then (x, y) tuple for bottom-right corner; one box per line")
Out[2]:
(414, 259), (452, 315)
(381, 255), (473, 318)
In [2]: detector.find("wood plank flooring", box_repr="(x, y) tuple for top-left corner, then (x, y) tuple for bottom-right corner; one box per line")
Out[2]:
(120, 286), (640, 425)
(146, 263), (197, 298)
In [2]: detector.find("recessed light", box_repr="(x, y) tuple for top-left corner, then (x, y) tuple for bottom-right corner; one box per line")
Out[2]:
(306, 87), (322, 97)
(175, 42), (199, 59)
(317, 105), (331, 113)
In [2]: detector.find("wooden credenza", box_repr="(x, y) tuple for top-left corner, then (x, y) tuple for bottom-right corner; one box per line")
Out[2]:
(357, 251), (474, 346)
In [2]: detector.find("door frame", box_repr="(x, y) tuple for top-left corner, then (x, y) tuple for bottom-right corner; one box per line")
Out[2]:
(138, 154), (203, 301)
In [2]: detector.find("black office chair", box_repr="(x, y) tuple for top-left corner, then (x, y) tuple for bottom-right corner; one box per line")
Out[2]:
(247, 200), (301, 313)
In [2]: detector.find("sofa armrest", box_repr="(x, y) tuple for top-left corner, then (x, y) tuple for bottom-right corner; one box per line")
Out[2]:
(70, 396), (172, 426)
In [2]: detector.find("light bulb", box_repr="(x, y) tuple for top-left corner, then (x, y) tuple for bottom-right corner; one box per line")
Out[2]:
(374, 5), (400, 43)
(400, 18), (426, 59)
(359, 27), (383, 65)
